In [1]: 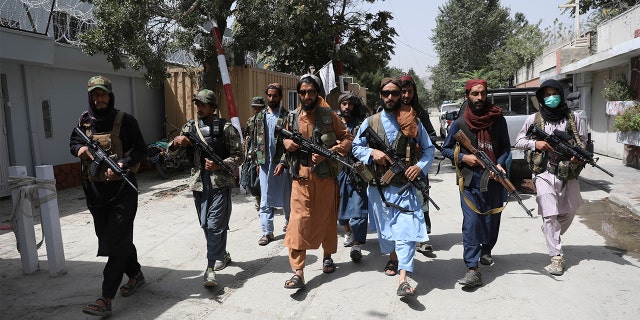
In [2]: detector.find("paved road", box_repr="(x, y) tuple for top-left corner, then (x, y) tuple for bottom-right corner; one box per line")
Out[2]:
(2, 155), (639, 319)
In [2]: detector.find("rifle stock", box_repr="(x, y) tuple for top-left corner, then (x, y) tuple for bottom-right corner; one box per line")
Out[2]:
(453, 130), (534, 217)
(73, 127), (139, 193)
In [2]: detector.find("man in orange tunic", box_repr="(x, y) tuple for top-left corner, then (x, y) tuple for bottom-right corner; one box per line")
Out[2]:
(282, 74), (353, 289)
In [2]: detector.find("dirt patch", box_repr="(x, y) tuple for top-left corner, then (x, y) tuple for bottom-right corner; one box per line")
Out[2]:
(152, 184), (189, 198)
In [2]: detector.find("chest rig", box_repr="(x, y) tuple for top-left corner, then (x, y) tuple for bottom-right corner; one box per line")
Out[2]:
(189, 117), (230, 166)
(286, 106), (339, 179)
(366, 113), (420, 187)
(525, 112), (584, 180)
(79, 111), (137, 182)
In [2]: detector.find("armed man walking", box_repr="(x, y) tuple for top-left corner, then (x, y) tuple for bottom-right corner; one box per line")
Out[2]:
(441, 79), (511, 289)
(281, 74), (353, 289)
(251, 83), (292, 246)
(336, 92), (369, 261)
(515, 79), (587, 276)
(352, 77), (435, 297)
(168, 89), (243, 287)
(70, 75), (147, 317)
(241, 96), (265, 211)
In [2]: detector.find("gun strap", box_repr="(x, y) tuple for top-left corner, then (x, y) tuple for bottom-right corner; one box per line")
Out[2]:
(454, 142), (505, 215)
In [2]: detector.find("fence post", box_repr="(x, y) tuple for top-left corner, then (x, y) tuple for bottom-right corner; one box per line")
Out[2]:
(8, 166), (39, 274)
(35, 165), (67, 276)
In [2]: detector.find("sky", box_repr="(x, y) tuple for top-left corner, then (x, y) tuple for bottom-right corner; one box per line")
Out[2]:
(359, 0), (581, 79)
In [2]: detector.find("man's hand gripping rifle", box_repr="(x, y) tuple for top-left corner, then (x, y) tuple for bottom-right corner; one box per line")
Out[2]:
(183, 131), (235, 177)
(526, 124), (614, 177)
(453, 130), (533, 217)
(362, 126), (440, 211)
(73, 127), (139, 193)
(275, 125), (371, 180)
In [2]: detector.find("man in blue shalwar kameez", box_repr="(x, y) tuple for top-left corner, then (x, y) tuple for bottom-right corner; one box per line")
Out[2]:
(352, 77), (435, 297)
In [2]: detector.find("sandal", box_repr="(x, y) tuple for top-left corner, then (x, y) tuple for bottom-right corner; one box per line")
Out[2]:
(282, 221), (288, 232)
(120, 271), (145, 297)
(258, 234), (275, 246)
(384, 260), (398, 276)
(322, 257), (336, 274)
(82, 297), (112, 317)
(397, 281), (416, 297)
(284, 274), (305, 289)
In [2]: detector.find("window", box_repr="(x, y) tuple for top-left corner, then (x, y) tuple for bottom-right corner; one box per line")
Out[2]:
(288, 90), (298, 111)
(42, 100), (53, 139)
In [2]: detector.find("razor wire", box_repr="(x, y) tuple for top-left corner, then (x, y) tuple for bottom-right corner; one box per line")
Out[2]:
(0, 0), (95, 45)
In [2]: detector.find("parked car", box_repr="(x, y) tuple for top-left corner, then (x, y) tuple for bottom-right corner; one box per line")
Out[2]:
(439, 101), (461, 137)
(439, 109), (459, 139)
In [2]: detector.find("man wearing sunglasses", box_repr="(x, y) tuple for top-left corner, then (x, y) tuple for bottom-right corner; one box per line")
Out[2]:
(281, 74), (353, 289)
(352, 77), (435, 297)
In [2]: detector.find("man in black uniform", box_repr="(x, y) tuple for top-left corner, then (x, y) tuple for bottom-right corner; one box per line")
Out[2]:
(70, 75), (147, 317)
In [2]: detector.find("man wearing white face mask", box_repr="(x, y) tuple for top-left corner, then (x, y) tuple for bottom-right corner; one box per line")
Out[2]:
(515, 79), (587, 277)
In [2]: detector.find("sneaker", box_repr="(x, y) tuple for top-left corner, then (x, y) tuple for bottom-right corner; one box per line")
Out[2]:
(545, 255), (566, 276)
(458, 269), (483, 288)
(416, 242), (433, 253)
(350, 245), (362, 262)
(203, 268), (217, 287)
(480, 253), (493, 265)
(343, 231), (354, 247)
(214, 252), (231, 271)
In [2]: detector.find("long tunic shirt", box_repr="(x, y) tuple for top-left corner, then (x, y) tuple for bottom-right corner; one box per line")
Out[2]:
(283, 104), (353, 251)
(260, 107), (292, 208)
(352, 110), (434, 243)
(514, 113), (586, 217)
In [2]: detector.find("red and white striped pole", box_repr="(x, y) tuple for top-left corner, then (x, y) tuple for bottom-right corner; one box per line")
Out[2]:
(335, 36), (344, 93)
(211, 19), (243, 144)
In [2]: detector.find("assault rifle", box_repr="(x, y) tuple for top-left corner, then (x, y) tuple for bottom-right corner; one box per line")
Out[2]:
(73, 127), (139, 193)
(526, 124), (614, 177)
(362, 126), (440, 211)
(275, 125), (362, 175)
(183, 131), (235, 176)
(453, 130), (534, 217)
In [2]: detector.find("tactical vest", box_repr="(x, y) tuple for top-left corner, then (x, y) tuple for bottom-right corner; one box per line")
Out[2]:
(189, 117), (230, 167)
(366, 113), (420, 187)
(79, 111), (138, 182)
(454, 118), (500, 187)
(286, 106), (339, 178)
(525, 112), (584, 180)
(251, 106), (289, 164)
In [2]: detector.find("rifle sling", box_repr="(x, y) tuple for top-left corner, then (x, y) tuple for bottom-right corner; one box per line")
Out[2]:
(454, 142), (505, 215)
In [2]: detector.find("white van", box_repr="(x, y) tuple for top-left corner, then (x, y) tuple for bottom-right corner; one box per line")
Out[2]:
(439, 101), (462, 137)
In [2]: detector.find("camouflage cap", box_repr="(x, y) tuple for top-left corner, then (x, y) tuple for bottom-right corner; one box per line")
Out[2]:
(251, 96), (266, 107)
(192, 89), (217, 106)
(87, 75), (112, 93)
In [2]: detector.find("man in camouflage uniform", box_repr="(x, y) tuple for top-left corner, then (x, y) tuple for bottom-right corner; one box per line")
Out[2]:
(242, 96), (266, 210)
(169, 89), (243, 287)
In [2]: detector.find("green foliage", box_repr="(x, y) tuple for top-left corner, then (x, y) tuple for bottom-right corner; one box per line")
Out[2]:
(233, 0), (395, 75)
(429, 0), (513, 100)
(79, 0), (395, 87)
(602, 74), (636, 101)
(613, 103), (640, 132)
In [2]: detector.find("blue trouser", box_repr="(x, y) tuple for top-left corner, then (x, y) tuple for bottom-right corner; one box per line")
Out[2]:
(260, 206), (291, 235)
(193, 186), (231, 265)
(338, 217), (368, 244)
(379, 239), (416, 273)
(460, 186), (502, 269)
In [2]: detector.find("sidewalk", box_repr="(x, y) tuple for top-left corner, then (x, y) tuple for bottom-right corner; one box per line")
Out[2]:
(577, 154), (640, 216)
(1, 159), (639, 319)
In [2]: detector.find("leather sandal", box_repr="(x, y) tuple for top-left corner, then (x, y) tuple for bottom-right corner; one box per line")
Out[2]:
(120, 271), (145, 297)
(82, 297), (112, 317)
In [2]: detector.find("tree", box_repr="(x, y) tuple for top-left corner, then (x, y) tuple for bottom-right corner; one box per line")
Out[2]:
(79, 0), (396, 88)
(429, 0), (512, 100)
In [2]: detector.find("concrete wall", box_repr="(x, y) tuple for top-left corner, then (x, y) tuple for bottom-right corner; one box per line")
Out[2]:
(597, 4), (640, 51)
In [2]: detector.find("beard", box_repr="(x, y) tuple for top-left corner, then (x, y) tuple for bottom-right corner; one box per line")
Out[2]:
(468, 98), (487, 115)
(301, 97), (318, 111)
(383, 99), (401, 112)
(268, 100), (280, 108)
